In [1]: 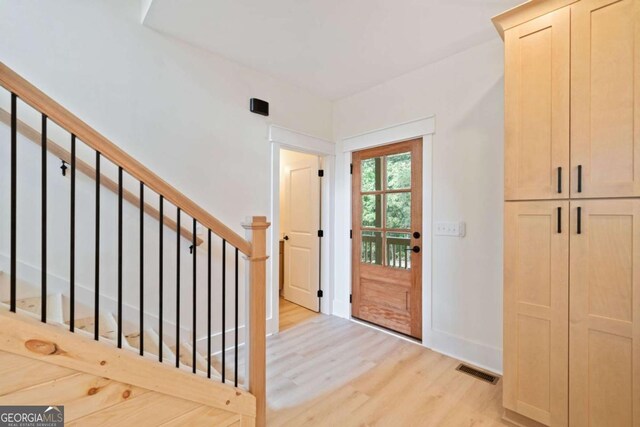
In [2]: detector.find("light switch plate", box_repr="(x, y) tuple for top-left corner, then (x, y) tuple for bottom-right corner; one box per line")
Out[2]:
(434, 221), (466, 237)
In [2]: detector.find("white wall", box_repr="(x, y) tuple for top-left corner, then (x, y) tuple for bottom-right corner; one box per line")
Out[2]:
(332, 39), (504, 373)
(0, 0), (505, 373)
(0, 0), (332, 349)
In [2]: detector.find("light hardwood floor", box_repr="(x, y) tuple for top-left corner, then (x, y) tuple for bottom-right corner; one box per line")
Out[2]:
(269, 300), (508, 426)
(279, 297), (321, 332)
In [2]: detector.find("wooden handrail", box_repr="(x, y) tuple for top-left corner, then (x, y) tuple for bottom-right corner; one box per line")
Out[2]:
(0, 62), (251, 256)
(0, 108), (203, 246)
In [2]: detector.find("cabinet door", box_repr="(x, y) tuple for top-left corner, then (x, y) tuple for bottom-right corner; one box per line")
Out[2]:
(571, 0), (640, 198)
(569, 199), (640, 427)
(505, 8), (570, 201)
(504, 201), (569, 426)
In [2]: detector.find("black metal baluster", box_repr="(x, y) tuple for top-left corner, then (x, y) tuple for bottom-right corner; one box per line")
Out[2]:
(192, 218), (197, 374)
(222, 239), (226, 383)
(159, 195), (164, 362)
(41, 115), (47, 322)
(207, 230), (212, 379)
(234, 247), (239, 387)
(139, 182), (144, 356)
(70, 134), (76, 331)
(176, 208), (181, 368)
(10, 93), (17, 313)
(94, 152), (100, 340)
(117, 167), (123, 348)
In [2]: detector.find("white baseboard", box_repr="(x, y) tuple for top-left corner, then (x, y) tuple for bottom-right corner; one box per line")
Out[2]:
(424, 328), (502, 375)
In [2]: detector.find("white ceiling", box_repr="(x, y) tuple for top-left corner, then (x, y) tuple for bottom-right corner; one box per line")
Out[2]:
(142, 0), (520, 100)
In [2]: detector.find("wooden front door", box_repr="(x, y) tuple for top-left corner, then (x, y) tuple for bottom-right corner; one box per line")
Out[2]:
(351, 139), (422, 339)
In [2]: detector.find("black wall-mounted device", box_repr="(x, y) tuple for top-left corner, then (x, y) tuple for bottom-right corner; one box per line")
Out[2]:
(250, 98), (269, 116)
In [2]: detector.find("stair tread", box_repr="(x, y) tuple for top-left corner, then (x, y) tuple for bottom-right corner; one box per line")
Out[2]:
(2, 294), (61, 314)
(1, 295), (64, 323)
(171, 343), (209, 372)
(71, 316), (119, 340)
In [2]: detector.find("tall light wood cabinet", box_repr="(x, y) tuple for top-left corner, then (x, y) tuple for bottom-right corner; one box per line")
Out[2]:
(495, 1), (640, 426)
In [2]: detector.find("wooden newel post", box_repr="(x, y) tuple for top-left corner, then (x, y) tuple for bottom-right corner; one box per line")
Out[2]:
(242, 216), (270, 427)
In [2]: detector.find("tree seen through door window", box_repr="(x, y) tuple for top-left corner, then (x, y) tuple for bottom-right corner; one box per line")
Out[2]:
(360, 151), (412, 268)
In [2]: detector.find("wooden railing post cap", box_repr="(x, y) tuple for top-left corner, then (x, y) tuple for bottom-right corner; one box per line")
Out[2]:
(242, 216), (271, 230)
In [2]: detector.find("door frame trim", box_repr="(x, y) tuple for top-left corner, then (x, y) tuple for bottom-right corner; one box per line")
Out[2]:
(336, 116), (434, 347)
(268, 125), (335, 335)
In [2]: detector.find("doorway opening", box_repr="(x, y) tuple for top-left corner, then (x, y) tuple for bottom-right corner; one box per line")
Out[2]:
(278, 148), (322, 331)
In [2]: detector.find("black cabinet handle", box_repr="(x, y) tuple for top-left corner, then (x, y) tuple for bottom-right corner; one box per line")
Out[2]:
(558, 167), (562, 194)
(577, 207), (582, 234)
(578, 165), (582, 193)
(557, 207), (562, 233)
(413, 231), (421, 239)
(412, 246), (420, 253)
(283, 235), (289, 241)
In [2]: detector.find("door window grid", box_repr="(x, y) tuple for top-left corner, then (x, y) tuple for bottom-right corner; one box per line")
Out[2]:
(360, 152), (412, 269)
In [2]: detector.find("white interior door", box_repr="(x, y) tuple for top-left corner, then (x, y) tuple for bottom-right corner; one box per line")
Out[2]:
(283, 156), (320, 312)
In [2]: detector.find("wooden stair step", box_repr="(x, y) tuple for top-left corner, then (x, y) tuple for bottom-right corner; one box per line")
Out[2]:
(72, 313), (119, 341)
(1, 294), (64, 324)
(125, 329), (178, 364)
(210, 351), (246, 386)
(172, 342), (209, 372)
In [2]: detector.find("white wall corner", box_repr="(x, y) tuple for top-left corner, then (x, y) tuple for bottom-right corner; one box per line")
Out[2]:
(141, 0), (154, 24)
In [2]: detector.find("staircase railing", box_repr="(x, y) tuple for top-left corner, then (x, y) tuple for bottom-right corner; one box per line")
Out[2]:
(0, 62), (268, 426)
(0, 108), (202, 246)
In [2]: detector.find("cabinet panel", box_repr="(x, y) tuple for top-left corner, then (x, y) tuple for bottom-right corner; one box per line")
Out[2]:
(571, 0), (640, 197)
(505, 8), (570, 200)
(569, 199), (640, 427)
(504, 201), (569, 426)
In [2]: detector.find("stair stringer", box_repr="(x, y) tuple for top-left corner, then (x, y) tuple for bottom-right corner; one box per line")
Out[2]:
(0, 307), (256, 425)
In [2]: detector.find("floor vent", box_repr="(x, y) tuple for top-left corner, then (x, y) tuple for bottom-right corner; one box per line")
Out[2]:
(455, 364), (499, 385)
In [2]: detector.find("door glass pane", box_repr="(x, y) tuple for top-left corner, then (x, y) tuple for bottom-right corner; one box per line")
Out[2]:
(362, 194), (382, 228)
(386, 152), (411, 190)
(361, 157), (382, 192)
(361, 231), (383, 265)
(386, 193), (411, 229)
(386, 232), (411, 269)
